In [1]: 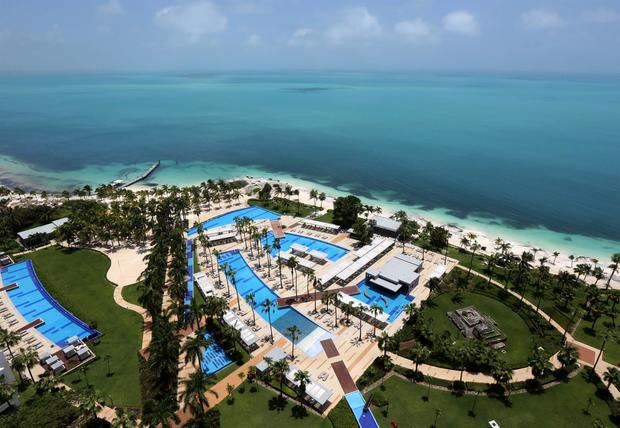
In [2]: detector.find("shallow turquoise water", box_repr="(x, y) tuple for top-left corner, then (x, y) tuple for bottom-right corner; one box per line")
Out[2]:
(1, 72), (619, 257)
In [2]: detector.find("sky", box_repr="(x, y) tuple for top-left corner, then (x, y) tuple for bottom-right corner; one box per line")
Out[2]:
(0, 0), (619, 72)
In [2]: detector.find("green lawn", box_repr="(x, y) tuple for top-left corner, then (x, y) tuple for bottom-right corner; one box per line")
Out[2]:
(248, 198), (319, 218)
(24, 246), (143, 407)
(574, 316), (620, 366)
(368, 373), (613, 428)
(422, 291), (553, 368)
(216, 383), (332, 428)
(314, 210), (334, 224)
(121, 281), (143, 307)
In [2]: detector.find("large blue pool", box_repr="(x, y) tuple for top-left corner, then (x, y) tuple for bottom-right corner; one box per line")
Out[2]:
(219, 250), (332, 357)
(201, 330), (232, 375)
(1, 260), (99, 347)
(267, 232), (348, 262)
(185, 239), (194, 308)
(187, 206), (280, 237)
(355, 279), (414, 323)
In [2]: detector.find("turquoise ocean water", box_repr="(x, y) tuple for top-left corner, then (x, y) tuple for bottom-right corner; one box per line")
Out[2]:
(0, 72), (618, 259)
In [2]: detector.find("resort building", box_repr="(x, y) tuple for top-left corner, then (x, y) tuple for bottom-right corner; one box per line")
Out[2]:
(16, 217), (69, 247)
(371, 215), (401, 238)
(365, 253), (422, 294)
(204, 225), (237, 246)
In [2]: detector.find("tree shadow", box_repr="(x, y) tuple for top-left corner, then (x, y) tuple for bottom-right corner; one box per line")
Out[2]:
(268, 396), (288, 413)
(291, 404), (309, 419)
(451, 294), (464, 305)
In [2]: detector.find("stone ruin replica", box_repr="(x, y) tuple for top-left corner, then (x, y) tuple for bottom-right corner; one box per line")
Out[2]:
(447, 306), (507, 350)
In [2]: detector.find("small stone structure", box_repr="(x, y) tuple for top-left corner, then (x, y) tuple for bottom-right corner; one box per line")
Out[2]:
(447, 306), (506, 349)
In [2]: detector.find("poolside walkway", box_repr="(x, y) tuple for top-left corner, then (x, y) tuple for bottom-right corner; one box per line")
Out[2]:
(174, 337), (287, 427)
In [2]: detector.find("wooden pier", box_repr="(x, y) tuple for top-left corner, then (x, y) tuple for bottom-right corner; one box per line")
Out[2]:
(119, 160), (160, 188)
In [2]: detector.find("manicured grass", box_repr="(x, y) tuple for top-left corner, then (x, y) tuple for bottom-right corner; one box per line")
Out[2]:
(216, 383), (332, 428)
(121, 281), (143, 307)
(314, 209), (334, 224)
(368, 373), (613, 428)
(574, 316), (620, 365)
(24, 246), (143, 407)
(248, 198), (319, 218)
(423, 291), (540, 368)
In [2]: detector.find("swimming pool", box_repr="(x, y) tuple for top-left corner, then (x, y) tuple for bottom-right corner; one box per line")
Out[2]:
(1, 260), (99, 347)
(187, 206), (280, 237)
(355, 279), (414, 323)
(267, 232), (348, 262)
(185, 239), (194, 308)
(201, 330), (232, 375)
(218, 250), (332, 357)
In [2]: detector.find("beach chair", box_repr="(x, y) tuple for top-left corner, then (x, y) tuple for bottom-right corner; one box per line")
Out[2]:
(33, 342), (43, 350)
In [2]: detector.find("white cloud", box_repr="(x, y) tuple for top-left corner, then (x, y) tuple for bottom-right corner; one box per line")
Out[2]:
(288, 28), (315, 47)
(246, 33), (261, 46)
(521, 9), (565, 30)
(155, 1), (227, 43)
(98, 0), (124, 16)
(395, 19), (436, 43)
(584, 8), (619, 24)
(442, 10), (478, 35)
(326, 7), (382, 44)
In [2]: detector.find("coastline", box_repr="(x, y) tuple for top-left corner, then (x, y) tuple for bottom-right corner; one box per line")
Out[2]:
(1, 155), (617, 267)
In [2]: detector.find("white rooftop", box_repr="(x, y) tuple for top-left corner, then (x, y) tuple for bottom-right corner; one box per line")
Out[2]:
(367, 253), (421, 292)
(17, 217), (69, 240)
(372, 216), (401, 233)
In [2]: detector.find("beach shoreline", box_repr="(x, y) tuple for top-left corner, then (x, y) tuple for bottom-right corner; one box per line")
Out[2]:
(1, 154), (617, 268)
(131, 174), (618, 272)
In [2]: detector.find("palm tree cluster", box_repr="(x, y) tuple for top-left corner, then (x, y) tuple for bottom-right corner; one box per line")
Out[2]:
(394, 211), (452, 262)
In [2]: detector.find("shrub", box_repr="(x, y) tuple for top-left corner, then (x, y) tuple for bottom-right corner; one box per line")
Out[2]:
(328, 399), (358, 428)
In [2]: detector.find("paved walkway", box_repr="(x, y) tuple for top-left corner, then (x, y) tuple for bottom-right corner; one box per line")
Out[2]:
(174, 338), (287, 427)
(112, 283), (152, 350)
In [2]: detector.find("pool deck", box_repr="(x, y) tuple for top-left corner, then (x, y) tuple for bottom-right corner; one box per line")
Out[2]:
(177, 200), (459, 418)
(276, 285), (360, 308)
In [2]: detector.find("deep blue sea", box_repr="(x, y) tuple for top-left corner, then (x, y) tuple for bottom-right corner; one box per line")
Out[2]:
(0, 72), (618, 259)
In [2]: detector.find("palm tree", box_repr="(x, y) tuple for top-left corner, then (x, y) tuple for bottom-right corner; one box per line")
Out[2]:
(607, 253), (620, 289)
(287, 257), (299, 297)
(604, 367), (620, 391)
(246, 292), (257, 325)
(10, 354), (26, 384)
(111, 408), (138, 428)
(557, 345), (579, 370)
(319, 192), (326, 208)
(18, 347), (38, 382)
(270, 358), (290, 397)
(261, 299), (275, 343)
(181, 370), (213, 419)
(293, 369), (311, 408)
(0, 328), (20, 358)
(568, 254), (575, 268)
(528, 347), (552, 380)
(77, 388), (104, 424)
(409, 344), (430, 374)
(369, 303), (383, 336)
(221, 262), (232, 297)
(286, 325), (301, 360)
(305, 269), (315, 299)
(182, 333), (212, 368)
(552, 251), (560, 265)
(491, 359), (513, 395)
(467, 241), (481, 278)
(377, 332), (394, 358)
(229, 268), (242, 311)
(142, 398), (180, 428)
